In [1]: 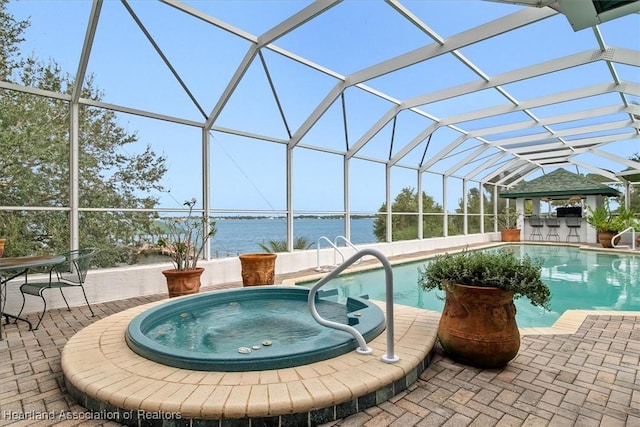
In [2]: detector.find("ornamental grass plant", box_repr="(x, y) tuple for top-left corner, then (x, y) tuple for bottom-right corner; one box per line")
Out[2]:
(497, 206), (521, 230)
(586, 199), (638, 233)
(156, 198), (217, 271)
(418, 248), (550, 310)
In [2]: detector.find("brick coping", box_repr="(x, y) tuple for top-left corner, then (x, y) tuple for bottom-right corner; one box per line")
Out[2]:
(61, 299), (439, 426)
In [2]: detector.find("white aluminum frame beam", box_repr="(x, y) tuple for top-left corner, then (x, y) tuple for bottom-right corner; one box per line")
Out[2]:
(467, 104), (629, 138)
(419, 135), (468, 173)
(590, 148), (640, 171)
(496, 163), (538, 186)
(508, 133), (638, 154)
(442, 82), (638, 126)
(349, 7), (556, 85)
(489, 120), (636, 147)
(444, 144), (492, 177)
(570, 160), (619, 181)
(405, 48), (635, 109)
(465, 152), (509, 181)
(390, 123), (442, 167)
(483, 158), (530, 185)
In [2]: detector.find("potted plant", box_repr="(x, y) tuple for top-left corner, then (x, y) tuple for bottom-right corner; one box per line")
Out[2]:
(418, 249), (550, 368)
(238, 252), (277, 287)
(239, 237), (314, 287)
(586, 200), (636, 248)
(498, 206), (521, 242)
(156, 198), (217, 297)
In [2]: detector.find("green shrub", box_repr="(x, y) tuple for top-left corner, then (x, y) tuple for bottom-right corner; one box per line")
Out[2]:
(418, 248), (550, 309)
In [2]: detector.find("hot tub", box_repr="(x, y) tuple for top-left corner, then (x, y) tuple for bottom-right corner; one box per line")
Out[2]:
(125, 286), (386, 371)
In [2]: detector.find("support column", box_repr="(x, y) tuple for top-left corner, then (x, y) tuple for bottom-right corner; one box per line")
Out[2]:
(516, 198), (525, 241)
(443, 176), (448, 237)
(286, 147), (294, 252)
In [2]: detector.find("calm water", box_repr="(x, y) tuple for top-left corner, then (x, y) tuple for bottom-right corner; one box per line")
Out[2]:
(209, 217), (376, 257)
(298, 245), (640, 328)
(145, 298), (350, 354)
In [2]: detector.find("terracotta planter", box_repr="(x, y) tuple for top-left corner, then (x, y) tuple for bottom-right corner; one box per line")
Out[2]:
(438, 283), (520, 368)
(0, 238), (5, 258)
(239, 253), (277, 286)
(597, 231), (620, 248)
(501, 228), (521, 242)
(162, 267), (204, 298)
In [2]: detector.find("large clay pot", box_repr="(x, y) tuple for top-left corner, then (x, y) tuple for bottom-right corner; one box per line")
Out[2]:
(500, 229), (521, 242)
(162, 267), (204, 298)
(239, 253), (277, 286)
(0, 238), (5, 258)
(438, 283), (520, 368)
(597, 231), (620, 248)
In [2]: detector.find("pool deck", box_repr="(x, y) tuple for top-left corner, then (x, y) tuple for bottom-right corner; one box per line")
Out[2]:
(1, 243), (640, 426)
(60, 297), (438, 426)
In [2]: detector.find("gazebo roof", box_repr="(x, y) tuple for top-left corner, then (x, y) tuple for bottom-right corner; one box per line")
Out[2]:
(499, 168), (622, 199)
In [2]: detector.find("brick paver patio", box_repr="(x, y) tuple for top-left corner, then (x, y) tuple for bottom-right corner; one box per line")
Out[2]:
(1, 282), (639, 427)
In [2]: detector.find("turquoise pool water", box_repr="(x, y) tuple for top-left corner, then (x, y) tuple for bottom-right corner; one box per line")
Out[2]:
(299, 244), (639, 328)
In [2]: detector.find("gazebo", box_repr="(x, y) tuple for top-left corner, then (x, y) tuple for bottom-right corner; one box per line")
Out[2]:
(500, 169), (622, 242)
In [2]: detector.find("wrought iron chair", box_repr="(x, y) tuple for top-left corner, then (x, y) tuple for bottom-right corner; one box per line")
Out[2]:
(17, 248), (99, 330)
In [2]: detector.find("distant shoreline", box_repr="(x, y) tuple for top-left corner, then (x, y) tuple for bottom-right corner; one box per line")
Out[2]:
(212, 215), (376, 220)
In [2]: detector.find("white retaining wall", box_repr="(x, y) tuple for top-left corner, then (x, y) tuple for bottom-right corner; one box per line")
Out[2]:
(5, 233), (500, 315)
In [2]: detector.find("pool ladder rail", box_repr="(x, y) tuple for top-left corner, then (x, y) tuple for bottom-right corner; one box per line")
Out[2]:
(611, 227), (637, 250)
(315, 235), (361, 272)
(308, 248), (400, 364)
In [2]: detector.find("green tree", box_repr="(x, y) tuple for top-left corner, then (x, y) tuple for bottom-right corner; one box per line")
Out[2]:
(0, 0), (27, 81)
(373, 187), (444, 242)
(452, 187), (489, 234)
(0, 2), (167, 266)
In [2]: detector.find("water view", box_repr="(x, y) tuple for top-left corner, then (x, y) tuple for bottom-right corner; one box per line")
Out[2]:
(209, 217), (376, 257)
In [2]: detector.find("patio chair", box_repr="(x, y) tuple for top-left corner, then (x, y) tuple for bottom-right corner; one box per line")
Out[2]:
(17, 248), (100, 330)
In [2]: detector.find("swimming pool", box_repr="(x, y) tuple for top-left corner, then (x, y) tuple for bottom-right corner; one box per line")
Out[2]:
(298, 244), (639, 328)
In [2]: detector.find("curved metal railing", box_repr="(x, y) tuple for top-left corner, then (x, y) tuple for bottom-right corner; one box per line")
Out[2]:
(308, 248), (399, 363)
(315, 236), (360, 271)
(334, 235), (360, 255)
(612, 226), (637, 250)
(315, 236), (344, 271)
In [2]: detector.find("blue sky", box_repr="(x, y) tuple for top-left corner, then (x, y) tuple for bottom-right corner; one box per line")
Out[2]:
(7, 1), (640, 214)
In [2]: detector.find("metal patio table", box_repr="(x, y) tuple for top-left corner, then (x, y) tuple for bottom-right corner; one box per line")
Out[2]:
(0, 254), (65, 340)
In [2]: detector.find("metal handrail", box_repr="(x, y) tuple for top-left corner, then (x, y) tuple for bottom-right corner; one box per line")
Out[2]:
(612, 227), (637, 250)
(334, 236), (361, 265)
(308, 248), (399, 363)
(315, 236), (345, 271)
(316, 235), (360, 271)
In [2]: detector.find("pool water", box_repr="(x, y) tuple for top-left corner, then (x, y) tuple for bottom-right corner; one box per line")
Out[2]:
(299, 244), (639, 328)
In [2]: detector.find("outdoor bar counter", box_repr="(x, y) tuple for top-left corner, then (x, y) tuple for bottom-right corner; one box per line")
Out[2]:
(499, 169), (622, 246)
(523, 215), (585, 242)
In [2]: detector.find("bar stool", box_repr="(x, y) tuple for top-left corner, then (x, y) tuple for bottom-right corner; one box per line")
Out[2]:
(545, 217), (560, 241)
(565, 217), (581, 242)
(528, 216), (544, 241)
